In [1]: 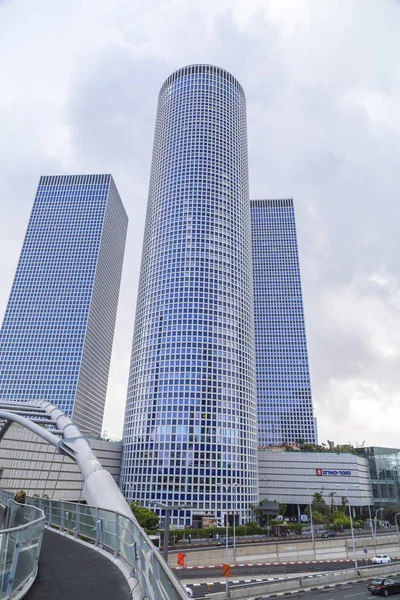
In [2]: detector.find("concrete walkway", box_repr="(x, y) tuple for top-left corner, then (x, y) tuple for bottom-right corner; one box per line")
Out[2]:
(27, 528), (132, 600)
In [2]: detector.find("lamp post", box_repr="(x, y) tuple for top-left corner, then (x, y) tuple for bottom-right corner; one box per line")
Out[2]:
(261, 477), (272, 534)
(395, 513), (400, 551)
(302, 487), (315, 557)
(233, 486), (236, 558)
(221, 485), (231, 599)
(120, 481), (133, 497)
(154, 502), (193, 563)
(374, 507), (384, 555)
(368, 504), (374, 541)
(337, 485), (358, 570)
(223, 483), (240, 585)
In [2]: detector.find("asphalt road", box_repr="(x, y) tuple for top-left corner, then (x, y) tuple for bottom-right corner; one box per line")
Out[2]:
(171, 531), (392, 554)
(181, 579), (260, 599)
(257, 580), (391, 599)
(175, 560), (400, 581)
(181, 578), (379, 599)
(182, 573), (400, 599)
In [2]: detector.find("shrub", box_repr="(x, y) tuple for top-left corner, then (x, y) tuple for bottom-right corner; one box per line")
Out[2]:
(130, 501), (159, 530)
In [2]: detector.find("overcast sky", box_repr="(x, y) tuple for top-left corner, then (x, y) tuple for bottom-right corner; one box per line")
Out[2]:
(1, 0), (399, 448)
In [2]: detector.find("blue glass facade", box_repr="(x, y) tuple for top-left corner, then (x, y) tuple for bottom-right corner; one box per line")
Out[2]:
(356, 447), (400, 508)
(0, 174), (128, 435)
(251, 199), (317, 446)
(122, 65), (259, 527)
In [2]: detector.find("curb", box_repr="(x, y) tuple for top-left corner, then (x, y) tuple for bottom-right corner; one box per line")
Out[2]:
(259, 577), (373, 598)
(173, 557), (400, 571)
(173, 558), (353, 570)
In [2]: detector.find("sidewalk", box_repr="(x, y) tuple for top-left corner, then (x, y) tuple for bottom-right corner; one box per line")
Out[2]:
(26, 529), (132, 600)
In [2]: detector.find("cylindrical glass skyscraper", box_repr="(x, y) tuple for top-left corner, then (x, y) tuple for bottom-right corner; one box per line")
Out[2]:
(122, 64), (258, 527)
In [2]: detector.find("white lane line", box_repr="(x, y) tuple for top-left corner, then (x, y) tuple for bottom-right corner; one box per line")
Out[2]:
(344, 593), (366, 598)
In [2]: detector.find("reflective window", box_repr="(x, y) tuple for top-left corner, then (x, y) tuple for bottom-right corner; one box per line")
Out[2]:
(121, 65), (258, 527)
(251, 199), (316, 446)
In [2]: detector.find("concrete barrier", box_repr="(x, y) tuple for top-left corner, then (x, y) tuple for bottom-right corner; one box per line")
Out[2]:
(170, 534), (400, 567)
(209, 563), (400, 600)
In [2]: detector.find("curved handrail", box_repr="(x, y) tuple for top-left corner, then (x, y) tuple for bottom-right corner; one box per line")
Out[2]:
(0, 494), (45, 600)
(0, 489), (188, 600)
(0, 515), (45, 536)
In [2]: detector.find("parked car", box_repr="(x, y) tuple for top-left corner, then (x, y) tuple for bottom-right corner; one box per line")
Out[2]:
(367, 578), (400, 595)
(321, 530), (336, 538)
(216, 537), (234, 546)
(372, 555), (392, 564)
(183, 585), (193, 597)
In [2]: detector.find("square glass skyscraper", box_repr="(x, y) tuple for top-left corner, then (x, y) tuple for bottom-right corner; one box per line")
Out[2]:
(0, 174), (128, 435)
(251, 199), (317, 446)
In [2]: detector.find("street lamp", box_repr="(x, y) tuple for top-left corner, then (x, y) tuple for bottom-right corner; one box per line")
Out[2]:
(220, 485), (230, 600)
(337, 485), (358, 570)
(374, 507), (384, 554)
(374, 507), (384, 536)
(302, 487), (315, 545)
(261, 477), (272, 533)
(153, 502), (194, 563)
(368, 504), (374, 541)
(395, 513), (400, 551)
(223, 484), (240, 559)
(120, 481), (134, 499)
(232, 484), (241, 555)
(221, 483), (240, 599)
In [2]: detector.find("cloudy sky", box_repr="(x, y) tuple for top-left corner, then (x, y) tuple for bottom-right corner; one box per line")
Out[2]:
(1, 0), (399, 447)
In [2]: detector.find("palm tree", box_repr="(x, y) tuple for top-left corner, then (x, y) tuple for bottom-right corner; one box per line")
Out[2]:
(328, 491), (336, 512)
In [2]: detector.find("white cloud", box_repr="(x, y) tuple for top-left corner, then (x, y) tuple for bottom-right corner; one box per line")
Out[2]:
(0, 0), (399, 446)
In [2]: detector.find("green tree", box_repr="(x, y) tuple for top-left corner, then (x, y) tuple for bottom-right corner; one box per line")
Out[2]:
(333, 514), (351, 530)
(310, 511), (330, 525)
(311, 493), (330, 517)
(279, 503), (287, 517)
(383, 505), (400, 525)
(130, 501), (159, 530)
(252, 501), (267, 525)
(328, 491), (336, 512)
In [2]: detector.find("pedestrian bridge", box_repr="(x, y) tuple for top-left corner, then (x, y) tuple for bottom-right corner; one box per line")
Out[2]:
(0, 400), (188, 600)
(0, 481), (189, 600)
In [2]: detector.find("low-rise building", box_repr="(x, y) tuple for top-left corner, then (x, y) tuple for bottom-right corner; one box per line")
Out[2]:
(0, 423), (122, 502)
(258, 447), (373, 520)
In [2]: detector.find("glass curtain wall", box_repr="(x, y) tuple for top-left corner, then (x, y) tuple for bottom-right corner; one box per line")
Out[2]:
(121, 65), (258, 527)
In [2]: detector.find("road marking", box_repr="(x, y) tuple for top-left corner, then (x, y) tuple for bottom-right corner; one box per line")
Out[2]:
(344, 593), (365, 597)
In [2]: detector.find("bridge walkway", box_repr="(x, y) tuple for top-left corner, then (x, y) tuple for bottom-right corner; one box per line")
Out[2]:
(26, 528), (132, 600)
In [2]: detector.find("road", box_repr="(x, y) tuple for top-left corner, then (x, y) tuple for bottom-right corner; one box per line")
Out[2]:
(181, 578), (379, 599)
(178, 562), (400, 598)
(171, 530), (393, 555)
(175, 559), (400, 581)
(257, 580), (387, 599)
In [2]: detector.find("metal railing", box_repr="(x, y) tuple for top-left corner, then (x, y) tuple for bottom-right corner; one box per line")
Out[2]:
(0, 491), (45, 600)
(0, 490), (188, 600)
